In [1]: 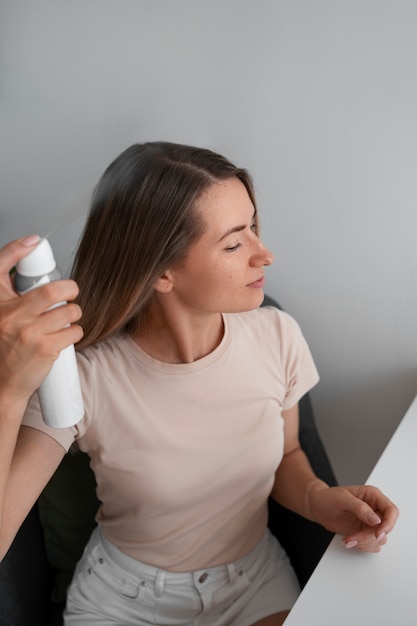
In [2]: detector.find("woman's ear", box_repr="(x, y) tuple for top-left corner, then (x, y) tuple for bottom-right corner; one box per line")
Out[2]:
(153, 270), (174, 294)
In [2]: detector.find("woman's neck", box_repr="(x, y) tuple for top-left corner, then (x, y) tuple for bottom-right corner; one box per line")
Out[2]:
(132, 298), (224, 364)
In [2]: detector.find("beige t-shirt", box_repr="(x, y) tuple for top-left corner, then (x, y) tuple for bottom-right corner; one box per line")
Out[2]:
(23, 306), (319, 571)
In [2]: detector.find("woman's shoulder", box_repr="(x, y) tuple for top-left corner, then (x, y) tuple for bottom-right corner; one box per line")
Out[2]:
(75, 334), (132, 376)
(228, 305), (311, 364)
(232, 304), (301, 336)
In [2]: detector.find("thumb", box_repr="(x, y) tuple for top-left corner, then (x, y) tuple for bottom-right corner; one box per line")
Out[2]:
(347, 492), (381, 526)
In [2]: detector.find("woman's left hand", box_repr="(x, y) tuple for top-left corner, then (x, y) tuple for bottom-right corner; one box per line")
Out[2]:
(308, 483), (400, 552)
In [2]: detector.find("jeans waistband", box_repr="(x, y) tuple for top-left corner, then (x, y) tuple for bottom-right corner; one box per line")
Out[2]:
(98, 528), (269, 585)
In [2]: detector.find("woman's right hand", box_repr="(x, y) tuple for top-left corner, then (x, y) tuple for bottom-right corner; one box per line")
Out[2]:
(0, 236), (83, 408)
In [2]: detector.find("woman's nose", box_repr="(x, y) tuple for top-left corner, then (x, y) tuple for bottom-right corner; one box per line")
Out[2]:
(252, 240), (274, 267)
(263, 246), (274, 266)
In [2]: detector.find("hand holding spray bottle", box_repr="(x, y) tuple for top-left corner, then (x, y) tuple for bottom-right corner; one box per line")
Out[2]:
(14, 238), (84, 428)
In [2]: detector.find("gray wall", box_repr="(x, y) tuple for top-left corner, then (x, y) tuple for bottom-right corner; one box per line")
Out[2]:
(2, 0), (417, 484)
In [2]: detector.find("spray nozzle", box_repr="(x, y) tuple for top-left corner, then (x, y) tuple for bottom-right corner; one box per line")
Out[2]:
(16, 238), (57, 277)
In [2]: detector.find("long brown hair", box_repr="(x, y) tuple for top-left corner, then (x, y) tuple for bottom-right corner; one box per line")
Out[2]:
(72, 142), (257, 349)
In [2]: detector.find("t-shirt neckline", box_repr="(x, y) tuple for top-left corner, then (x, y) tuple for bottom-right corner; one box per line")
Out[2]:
(121, 314), (232, 374)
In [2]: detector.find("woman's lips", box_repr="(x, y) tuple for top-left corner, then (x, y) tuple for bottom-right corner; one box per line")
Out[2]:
(247, 276), (265, 288)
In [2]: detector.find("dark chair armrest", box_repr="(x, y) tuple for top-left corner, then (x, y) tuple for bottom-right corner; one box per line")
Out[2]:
(268, 391), (337, 588)
(0, 506), (53, 626)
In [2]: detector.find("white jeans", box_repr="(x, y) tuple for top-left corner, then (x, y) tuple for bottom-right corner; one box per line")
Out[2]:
(64, 527), (300, 625)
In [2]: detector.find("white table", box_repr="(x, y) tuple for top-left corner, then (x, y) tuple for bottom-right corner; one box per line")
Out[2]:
(284, 394), (417, 626)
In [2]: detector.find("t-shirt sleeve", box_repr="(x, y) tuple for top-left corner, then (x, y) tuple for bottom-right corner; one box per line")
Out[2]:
(21, 392), (79, 451)
(271, 307), (320, 410)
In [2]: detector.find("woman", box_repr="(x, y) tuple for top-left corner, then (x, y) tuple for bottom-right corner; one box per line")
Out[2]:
(0, 142), (399, 626)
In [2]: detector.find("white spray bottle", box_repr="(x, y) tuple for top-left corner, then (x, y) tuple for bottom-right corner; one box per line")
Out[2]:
(14, 238), (84, 428)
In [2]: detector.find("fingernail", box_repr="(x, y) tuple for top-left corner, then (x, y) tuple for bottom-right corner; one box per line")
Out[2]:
(367, 513), (381, 525)
(22, 234), (40, 247)
(345, 540), (358, 549)
(377, 531), (386, 542)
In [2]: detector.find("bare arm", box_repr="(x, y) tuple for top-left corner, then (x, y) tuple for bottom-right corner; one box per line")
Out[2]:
(270, 403), (325, 515)
(0, 236), (83, 559)
(271, 403), (399, 552)
(0, 425), (65, 560)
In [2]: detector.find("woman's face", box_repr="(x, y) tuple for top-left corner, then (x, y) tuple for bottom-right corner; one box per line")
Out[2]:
(167, 176), (274, 314)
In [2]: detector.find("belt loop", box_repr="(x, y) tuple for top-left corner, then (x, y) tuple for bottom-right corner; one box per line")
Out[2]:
(155, 570), (166, 597)
(227, 563), (237, 584)
(119, 578), (140, 598)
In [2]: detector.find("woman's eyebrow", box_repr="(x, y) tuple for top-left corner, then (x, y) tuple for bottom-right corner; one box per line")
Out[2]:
(218, 224), (246, 242)
(217, 210), (257, 242)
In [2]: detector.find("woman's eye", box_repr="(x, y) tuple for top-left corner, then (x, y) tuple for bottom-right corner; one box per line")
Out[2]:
(225, 243), (242, 252)
(250, 222), (257, 233)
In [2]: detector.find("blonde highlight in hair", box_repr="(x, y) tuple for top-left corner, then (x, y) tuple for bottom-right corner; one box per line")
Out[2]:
(72, 142), (256, 349)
